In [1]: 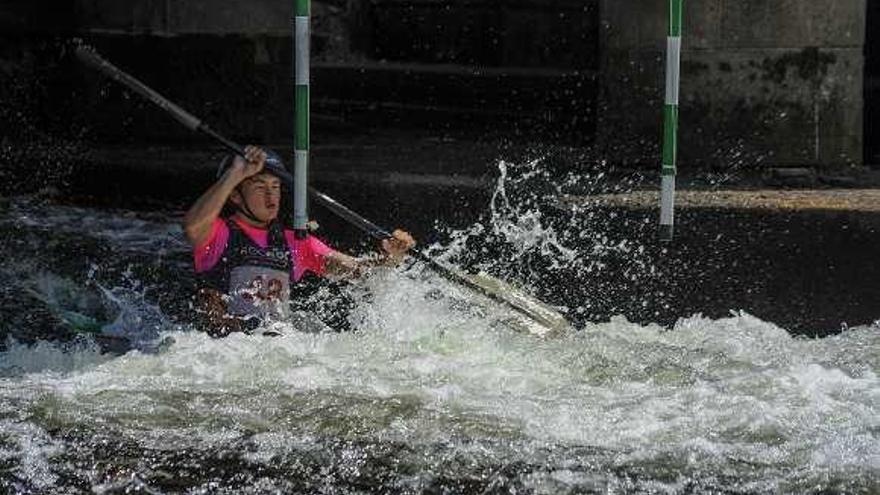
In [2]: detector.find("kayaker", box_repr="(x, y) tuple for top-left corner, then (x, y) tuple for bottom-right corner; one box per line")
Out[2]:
(183, 145), (415, 336)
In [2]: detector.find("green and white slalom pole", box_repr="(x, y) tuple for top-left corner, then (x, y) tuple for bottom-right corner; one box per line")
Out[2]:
(293, 0), (311, 238)
(660, 0), (682, 242)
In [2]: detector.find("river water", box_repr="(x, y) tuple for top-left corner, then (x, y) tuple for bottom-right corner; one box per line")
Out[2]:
(0, 160), (878, 493)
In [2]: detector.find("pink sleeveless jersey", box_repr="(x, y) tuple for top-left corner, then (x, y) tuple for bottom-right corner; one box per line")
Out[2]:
(193, 217), (334, 282)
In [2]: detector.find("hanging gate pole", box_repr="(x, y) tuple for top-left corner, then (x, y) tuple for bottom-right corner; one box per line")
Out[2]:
(660, 0), (682, 241)
(293, 0), (311, 238)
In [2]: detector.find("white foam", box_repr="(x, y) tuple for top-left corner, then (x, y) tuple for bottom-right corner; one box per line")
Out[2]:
(1, 180), (877, 491)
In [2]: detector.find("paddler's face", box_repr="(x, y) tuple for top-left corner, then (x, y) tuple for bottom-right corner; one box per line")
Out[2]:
(232, 173), (282, 223)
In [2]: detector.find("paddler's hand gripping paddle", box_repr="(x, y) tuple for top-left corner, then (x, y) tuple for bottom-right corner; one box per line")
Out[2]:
(74, 43), (570, 335)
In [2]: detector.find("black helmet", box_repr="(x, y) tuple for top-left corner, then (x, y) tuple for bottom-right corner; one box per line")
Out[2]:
(217, 148), (293, 186)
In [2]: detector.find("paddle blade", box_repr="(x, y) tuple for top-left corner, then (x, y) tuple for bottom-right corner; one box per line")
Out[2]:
(463, 272), (571, 337)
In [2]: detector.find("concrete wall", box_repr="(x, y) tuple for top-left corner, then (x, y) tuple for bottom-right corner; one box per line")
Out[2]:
(599, 0), (866, 169)
(64, 0), (600, 144)
(0, 1), (868, 169)
(73, 0), (357, 61)
(73, 0), (599, 67)
(866, 0), (880, 166)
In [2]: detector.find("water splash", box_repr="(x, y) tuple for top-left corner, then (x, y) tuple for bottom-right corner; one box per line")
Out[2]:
(0, 163), (877, 492)
(433, 156), (664, 325)
(10, 269), (179, 353)
(0, 293), (877, 492)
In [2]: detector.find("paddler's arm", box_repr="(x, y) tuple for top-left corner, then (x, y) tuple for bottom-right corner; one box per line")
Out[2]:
(182, 146), (266, 247)
(323, 229), (416, 279)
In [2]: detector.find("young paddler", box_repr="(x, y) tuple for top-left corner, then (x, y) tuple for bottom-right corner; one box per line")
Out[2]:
(183, 146), (415, 336)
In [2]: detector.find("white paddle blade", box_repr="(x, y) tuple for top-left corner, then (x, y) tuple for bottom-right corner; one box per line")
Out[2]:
(464, 272), (571, 337)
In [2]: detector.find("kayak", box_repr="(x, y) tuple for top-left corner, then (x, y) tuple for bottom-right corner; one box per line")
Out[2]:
(25, 281), (174, 355)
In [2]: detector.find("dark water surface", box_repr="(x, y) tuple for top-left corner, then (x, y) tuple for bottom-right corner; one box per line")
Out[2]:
(0, 156), (878, 493)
